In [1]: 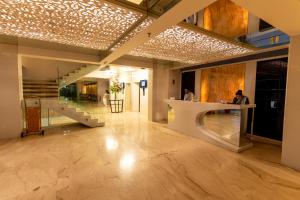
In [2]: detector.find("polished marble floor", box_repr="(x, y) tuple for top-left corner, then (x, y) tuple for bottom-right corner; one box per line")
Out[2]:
(1, 111), (300, 200)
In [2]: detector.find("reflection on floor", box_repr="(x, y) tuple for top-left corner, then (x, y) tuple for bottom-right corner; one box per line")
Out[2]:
(1, 111), (300, 199)
(203, 112), (241, 137)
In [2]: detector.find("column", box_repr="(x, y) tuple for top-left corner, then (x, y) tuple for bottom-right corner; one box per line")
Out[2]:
(76, 81), (82, 100)
(247, 13), (260, 34)
(151, 61), (170, 122)
(0, 43), (23, 138)
(168, 69), (181, 100)
(244, 61), (257, 103)
(282, 35), (300, 170)
(194, 69), (202, 101)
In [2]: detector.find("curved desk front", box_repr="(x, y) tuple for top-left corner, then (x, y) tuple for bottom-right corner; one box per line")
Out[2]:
(166, 100), (256, 152)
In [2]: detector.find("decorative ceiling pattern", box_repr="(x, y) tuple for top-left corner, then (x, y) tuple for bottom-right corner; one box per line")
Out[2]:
(0, 0), (143, 50)
(0, 0), (256, 64)
(111, 17), (155, 50)
(129, 26), (254, 64)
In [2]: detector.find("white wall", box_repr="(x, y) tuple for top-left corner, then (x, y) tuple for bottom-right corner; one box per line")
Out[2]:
(139, 86), (148, 116)
(0, 44), (23, 138)
(124, 83), (131, 111)
(282, 35), (300, 170)
(131, 82), (140, 112)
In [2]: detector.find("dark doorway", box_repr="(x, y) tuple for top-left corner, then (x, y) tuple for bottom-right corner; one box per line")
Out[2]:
(253, 58), (288, 141)
(259, 19), (274, 32)
(181, 71), (195, 100)
(60, 83), (77, 100)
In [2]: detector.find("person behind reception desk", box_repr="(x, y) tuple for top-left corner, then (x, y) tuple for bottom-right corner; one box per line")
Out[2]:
(232, 90), (249, 105)
(183, 89), (194, 101)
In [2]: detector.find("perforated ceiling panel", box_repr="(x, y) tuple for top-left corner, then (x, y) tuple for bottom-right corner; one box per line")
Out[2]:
(0, 0), (143, 50)
(129, 26), (254, 64)
(111, 17), (155, 50)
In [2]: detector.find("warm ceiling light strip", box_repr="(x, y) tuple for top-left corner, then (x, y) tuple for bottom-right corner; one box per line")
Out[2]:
(128, 25), (255, 64)
(0, 0), (255, 64)
(0, 0), (143, 50)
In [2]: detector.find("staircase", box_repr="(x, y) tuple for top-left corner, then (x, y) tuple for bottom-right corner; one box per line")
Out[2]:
(59, 64), (101, 89)
(22, 79), (104, 128)
(42, 99), (104, 128)
(23, 79), (58, 98)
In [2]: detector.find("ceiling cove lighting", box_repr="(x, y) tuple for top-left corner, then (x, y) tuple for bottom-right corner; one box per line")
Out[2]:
(0, 0), (143, 50)
(126, 0), (144, 5)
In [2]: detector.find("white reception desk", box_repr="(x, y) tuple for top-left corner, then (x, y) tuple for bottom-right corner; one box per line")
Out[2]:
(165, 100), (256, 152)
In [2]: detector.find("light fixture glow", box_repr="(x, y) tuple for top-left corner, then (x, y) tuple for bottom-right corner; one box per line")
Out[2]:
(0, 1), (255, 65)
(129, 26), (254, 64)
(105, 136), (119, 151)
(0, 0), (143, 50)
(126, 0), (144, 5)
(120, 153), (135, 170)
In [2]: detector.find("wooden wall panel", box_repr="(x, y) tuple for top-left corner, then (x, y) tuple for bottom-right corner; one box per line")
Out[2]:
(82, 83), (97, 95)
(204, 0), (248, 38)
(200, 64), (245, 102)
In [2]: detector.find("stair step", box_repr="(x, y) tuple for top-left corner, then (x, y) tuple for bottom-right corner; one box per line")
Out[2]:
(24, 95), (58, 98)
(23, 88), (58, 91)
(23, 85), (58, 89)
(44, 100), (105, 127)
(23, 80), (57, 84)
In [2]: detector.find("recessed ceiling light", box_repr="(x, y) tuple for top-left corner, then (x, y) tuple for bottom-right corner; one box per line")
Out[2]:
(126, 0), (144, 5)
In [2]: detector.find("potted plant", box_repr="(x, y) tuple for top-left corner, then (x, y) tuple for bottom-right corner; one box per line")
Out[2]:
(110, 81), (122, 100)
(109, 81), (123, 113)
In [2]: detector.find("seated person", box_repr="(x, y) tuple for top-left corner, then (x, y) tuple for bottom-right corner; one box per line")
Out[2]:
(232, 90), (249, 105)
(183, 89), (194, 101)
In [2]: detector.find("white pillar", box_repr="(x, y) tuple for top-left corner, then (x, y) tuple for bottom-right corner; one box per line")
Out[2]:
(244, 61), (257, 104)
(247, 13), (260, 34)
(282, 35), (300, 170)
(197, 10), (204, 28)
(76, 81), (82, 100)
(97, 79), (109, 102)
(168, 69), (181, 100)
(148, 68), (153, 121)
(0, 44), (23, 138)
(151, 61), (170, 122)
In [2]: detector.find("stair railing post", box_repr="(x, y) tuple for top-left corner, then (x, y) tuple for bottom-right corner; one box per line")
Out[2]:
(47, 108), (50, 127)
(57, 66), (60, 101)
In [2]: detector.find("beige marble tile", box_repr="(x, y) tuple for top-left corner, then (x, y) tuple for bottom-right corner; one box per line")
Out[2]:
(0, 112), (300, 200)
